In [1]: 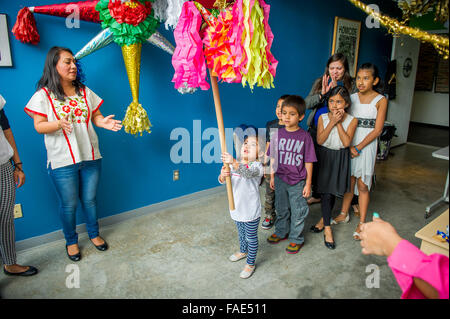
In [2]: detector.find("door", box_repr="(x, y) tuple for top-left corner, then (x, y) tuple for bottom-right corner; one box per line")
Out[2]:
(387, 34), (420, 147)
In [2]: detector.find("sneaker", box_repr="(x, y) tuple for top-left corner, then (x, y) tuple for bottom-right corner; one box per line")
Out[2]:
(267, 233), (288, 244)
(229, 252), (247, 262)
(261, 217), (274, 229)
(286, 242), (304, 254)
(240, 264), (256, 279)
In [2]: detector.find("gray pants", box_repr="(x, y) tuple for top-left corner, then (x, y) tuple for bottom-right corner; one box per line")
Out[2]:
(264, 178), (276, 220)
(274, 175), (309, 245)
(0, 161), (17, 265)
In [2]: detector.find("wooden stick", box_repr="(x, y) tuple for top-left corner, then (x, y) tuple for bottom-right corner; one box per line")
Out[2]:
(209, 69), (235, 211)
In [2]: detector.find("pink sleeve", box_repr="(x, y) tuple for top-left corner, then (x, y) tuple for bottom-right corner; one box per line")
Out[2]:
(387, 239), (449, 299)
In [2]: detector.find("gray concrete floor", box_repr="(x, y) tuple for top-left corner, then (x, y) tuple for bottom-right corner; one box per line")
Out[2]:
(1, 143), (448, 299)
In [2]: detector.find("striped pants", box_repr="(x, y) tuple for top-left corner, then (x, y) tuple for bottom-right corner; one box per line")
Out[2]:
(235, 217), (260, 266)
(0, 161), (17, 265)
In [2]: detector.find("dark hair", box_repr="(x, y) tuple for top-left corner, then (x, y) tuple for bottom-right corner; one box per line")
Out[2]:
(312, 53), (353, 93)
(279, 94), (290, 101)
(327, 86), (351, 109)
(282, 95), (306, 116)
(37, 46), (85, 101)
(357, 63), (384, 94)
(243, 132), (258, 143)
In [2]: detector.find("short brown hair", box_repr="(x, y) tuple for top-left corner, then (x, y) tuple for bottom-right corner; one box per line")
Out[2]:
(282, 95), (306, 116)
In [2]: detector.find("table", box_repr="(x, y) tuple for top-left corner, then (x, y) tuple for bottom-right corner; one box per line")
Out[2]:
(416, 209), (449, 257)
(425, 146), (449, 219)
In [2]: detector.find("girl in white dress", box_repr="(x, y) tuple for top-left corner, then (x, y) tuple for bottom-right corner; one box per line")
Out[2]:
(335, 63), (388, 240)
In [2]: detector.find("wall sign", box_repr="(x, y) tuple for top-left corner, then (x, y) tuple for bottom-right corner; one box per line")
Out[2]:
(403, 57), (413, 78)
(0, 14), (13, 67)
(331, 16), (361, 78)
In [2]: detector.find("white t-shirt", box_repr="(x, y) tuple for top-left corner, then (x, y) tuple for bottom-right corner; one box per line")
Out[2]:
(0, 95), (14, 165)
(219, 161), (263, 222)
(25, 87), (103, 169)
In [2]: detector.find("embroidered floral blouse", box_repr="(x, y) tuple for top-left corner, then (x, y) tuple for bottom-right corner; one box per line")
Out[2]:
(25, 86), (103, 169)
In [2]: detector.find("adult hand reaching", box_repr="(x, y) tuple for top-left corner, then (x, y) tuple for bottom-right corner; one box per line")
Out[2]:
(359, 214), (403, 257)
(99, 115), (122, 132)
(360, 214), (445, 299)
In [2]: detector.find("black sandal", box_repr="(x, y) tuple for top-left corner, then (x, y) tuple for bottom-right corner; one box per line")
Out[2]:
(310, 225), (324, 233)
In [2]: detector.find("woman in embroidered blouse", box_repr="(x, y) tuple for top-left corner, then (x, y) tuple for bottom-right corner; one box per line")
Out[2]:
(25, 47), (122, 261)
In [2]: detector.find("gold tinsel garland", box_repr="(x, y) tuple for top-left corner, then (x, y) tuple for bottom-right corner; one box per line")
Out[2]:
(348, 0), (449, 59)
(397, 0), (448, 24)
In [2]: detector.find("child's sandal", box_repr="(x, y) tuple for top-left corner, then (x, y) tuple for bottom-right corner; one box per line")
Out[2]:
(229, 252), (247, 262)
(240, 264), (256, 279)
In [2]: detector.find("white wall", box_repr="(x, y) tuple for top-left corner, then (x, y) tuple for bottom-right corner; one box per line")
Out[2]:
(388, 35), (421, 147)
(410, 28), (449, 128)
(410, 90), (449, 127)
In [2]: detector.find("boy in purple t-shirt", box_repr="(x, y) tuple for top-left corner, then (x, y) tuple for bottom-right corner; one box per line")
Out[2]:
(267, 95), (317, 254)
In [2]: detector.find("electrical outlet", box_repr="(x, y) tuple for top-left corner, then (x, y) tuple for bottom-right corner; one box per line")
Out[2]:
(14, 204), (23, 219)
(173, 170), (180, 181)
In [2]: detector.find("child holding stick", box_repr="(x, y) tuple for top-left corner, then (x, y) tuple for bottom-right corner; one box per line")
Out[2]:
(219, 133), (264, 279)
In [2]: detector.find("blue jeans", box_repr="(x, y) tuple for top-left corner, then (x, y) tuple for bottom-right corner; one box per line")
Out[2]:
(274, 175), (309, 244)
(48, 160), (101, 245)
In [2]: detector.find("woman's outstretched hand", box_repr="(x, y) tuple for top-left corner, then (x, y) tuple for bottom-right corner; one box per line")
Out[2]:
(100, 115), (122, 131)
(360, 215), (403, 257)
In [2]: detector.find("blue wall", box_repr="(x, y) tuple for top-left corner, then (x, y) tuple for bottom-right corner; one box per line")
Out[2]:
(0, 0), (392, 241)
